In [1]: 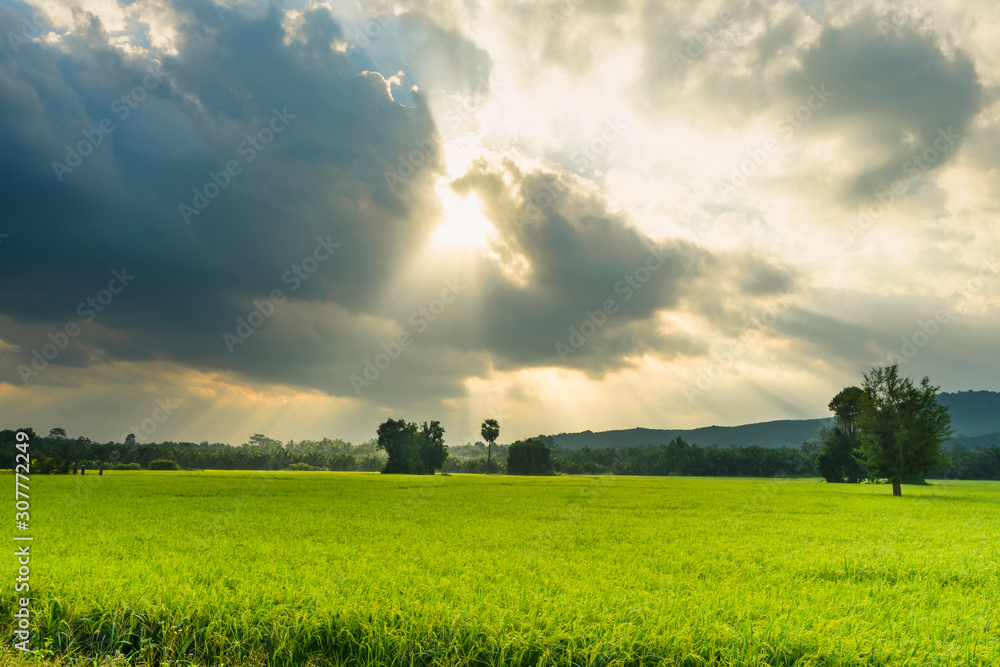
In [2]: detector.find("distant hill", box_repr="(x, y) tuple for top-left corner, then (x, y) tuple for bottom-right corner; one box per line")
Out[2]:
(549, 390), (1000, 450)
(936, 391), (1000, 436)
(550, 419), (834, 450)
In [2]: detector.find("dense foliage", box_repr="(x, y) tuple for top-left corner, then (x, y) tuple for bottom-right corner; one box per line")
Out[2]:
(856, 364), (954, 495)
(376, 418), (448, 474)
(506, 438), (554, 475)
(550, 437), (820, 477)
(0, 430), (386, 473)
(815, 426), (866, 483)
(815, 386), (866, 483)
(147, 459), (180, 471)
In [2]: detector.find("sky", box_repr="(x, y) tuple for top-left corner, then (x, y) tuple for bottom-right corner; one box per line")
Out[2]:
(0, 0), (997, 446)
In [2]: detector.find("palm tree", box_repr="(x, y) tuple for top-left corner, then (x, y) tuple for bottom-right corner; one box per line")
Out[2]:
(73, 437), (92, 474)
(51, 437), (79, 474)
(90, 442), (116, 475)
(481, 419), (500, 465)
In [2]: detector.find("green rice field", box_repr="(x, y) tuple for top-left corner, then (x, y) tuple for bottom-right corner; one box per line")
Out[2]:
(2, 472), (999, 666)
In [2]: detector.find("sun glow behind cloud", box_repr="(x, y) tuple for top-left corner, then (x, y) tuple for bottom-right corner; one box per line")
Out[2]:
(431, 179), (496, 249)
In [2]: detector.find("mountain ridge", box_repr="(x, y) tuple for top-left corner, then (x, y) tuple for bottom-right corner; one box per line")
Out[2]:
(547, 390), (1000, 450)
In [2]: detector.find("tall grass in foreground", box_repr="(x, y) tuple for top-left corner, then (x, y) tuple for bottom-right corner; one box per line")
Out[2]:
(2, 472), (999, 666)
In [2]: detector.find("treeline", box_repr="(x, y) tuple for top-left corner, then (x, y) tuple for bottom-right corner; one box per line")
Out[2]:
(0, 430), (386, 473)
(547, 440), (998, 479)
(3, 428), (997, 480)
(928, 443), (1000, 480)
(548, 438), (820, 477)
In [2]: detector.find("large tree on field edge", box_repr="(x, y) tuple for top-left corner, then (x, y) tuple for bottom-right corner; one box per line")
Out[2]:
(376, 418), (448, 474)
(855, 363), (953, 496)
(507, 438), (553, 476)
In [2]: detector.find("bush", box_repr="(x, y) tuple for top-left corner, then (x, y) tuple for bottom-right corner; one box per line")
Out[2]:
(357, 455), (384, 472)
(32, 455), (65, 475)
(113, 462), (142, 471)
(148, 459), (180, 471)
(447, 457), (503, 474)
(507, 438), (554, 475)
(286, 462), (327, 471)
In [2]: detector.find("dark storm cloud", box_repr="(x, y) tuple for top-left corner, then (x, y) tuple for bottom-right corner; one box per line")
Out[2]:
(0, 0), (442, 384)
(432, 163), (794, 375)
(634, 0), (811, 123)
(633, 2), (980, 205)
(784, 18), (981, 203)
(0, 0), (801, 406)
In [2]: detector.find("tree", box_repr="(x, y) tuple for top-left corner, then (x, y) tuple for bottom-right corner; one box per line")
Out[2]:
(247, 433), (282, 450)
(0, 429), (37, 470)
(376, 418), (449, 474)
(855, 364), (953, 496)
(480, 419), (500, 465)
(124, 433), (136, 447)
(828, 386), (863, 439)
(50, 437), (82, 474)
(89, 442), (116, 475)
(507, 438), (553, 475)
(378, 418), (418, 474)
(816, 386), (866, 483)
(417, 421), (448, 475)
(815, 427), (865, 483)
(74, 437), (93, 474)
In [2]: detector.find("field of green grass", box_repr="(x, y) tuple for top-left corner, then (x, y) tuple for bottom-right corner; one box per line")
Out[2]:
(2, 472), (999, 666)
